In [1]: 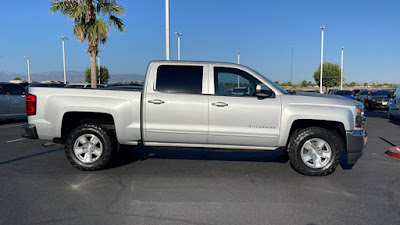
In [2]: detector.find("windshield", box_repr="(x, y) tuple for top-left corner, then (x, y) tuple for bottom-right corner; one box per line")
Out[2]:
(255, 71), (288, 94)
(335, 90), (352, 96)
(371, 90), (390, 96)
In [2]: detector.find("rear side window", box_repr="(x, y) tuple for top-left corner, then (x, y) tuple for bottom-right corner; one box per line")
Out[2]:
(5, 84), (25, 95)
(156, 65), (203, 94)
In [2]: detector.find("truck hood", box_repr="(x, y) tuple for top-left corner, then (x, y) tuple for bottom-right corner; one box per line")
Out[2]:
(281, 92), (363, 108)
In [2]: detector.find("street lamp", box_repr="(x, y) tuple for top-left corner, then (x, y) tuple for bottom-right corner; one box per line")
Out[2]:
(24, 56), (31, 83)
(97, 55), (101, 84)
(237, 51), (240, 87)
(340, 47), (344, 90)
(175, 32), (183, 60)
(165, 0), (170, 60)
(320, 25), (325, 94)
(57, 36), (68, 84)
(290, 47), (293, 84)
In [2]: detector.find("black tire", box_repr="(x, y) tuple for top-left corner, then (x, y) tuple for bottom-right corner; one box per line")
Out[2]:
(65, 124), (116, 171)
(388, 112), (394, 120)
(288, 127), (342, 176)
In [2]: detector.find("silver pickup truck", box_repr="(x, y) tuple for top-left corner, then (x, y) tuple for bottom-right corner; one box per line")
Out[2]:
(22, 61), (367, 176)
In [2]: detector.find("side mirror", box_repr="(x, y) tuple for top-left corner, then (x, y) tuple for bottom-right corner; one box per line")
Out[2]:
(255, 84), (273, 98)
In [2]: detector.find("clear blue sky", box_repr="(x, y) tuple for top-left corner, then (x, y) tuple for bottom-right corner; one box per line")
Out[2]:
(0, 0), (399, 83)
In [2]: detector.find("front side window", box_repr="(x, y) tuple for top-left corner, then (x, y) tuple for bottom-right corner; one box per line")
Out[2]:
(214, 67), (261, 96)
(5, 84), (25, 95)
(0, 85), (5, 95)
(156, 65), (203, 94)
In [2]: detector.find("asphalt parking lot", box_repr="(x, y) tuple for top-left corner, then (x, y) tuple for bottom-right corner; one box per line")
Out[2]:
(0, 112), (399, 225)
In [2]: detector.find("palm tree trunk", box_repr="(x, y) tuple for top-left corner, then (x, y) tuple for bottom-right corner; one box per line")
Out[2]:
(89, 43), (98, 88)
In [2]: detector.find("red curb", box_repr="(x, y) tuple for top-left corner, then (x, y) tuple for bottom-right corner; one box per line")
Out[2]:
(386, 146), (400, 159)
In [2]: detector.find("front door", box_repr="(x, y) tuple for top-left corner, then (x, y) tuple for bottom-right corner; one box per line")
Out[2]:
(208, 67), (281, 147)
(144, 64), (209, 144)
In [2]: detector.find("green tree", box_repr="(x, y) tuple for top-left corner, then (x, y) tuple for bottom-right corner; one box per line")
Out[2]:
(274, 81), (280, 85)
(307, 81), (313, 86)
(14, 77), (22, 80)
(85, 66), (110, 84)
(300, 80), (308, 87)
(51, 0), (125, 88)
(313, 61), (341, 88)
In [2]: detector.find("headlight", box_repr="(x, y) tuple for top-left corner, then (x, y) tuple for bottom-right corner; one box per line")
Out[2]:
(355, 106), (365, 128)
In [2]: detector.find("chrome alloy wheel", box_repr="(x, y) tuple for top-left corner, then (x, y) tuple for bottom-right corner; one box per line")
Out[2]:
(300, 138), (332, 169)
(73, 134), (103, 163)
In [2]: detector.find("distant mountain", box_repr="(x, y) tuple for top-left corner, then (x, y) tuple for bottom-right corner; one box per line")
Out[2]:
(0, 71), (144, 83)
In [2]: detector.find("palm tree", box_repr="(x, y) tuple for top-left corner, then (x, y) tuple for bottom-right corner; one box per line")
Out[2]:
(50, 0), (125, 88)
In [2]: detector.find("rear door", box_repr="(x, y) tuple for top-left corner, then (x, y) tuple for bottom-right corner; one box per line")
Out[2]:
(4, 84), (26, 116)
(208, 66), (281, 147)
(0, 84), (10, 117)
(143, 63), (209, 144)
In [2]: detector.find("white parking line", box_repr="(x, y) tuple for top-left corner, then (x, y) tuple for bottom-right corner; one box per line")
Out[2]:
(6, 138), (27, 143)
(0, 124), (24, 129)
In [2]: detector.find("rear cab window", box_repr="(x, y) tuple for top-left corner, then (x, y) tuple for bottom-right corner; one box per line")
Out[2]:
(155, 65), (203, 94)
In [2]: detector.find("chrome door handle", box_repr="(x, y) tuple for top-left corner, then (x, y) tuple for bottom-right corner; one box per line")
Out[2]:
(211, 102), (228, 107)
(148, 99), (165, 104)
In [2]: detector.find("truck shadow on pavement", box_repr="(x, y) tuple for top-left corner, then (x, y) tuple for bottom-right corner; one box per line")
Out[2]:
(110, 146), (290, 169)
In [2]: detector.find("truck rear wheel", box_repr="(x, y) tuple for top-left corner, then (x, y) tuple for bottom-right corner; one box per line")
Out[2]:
(65, 124), (116, 171)
(288, 127), (341, 176)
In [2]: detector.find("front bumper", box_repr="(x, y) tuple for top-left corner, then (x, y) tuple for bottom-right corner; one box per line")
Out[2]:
(21, 123), (38, 139)
(346, 130), (367, 164)
(370, 101), (389, 109)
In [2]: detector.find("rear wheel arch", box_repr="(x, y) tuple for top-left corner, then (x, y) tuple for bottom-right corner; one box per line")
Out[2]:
(61, 112), (116, 143)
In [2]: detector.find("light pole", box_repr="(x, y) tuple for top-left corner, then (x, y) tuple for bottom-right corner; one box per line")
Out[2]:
(320, 25), (325, 94)
(175, 32), (182, 60)
(58, 36), (68, 84)
(237, 51), (240, 87)
(97, 55), (101, 84)
(165, 0), (170, 60)
(290, 47), (293, 84)
(340, 47), (344, 90)
(24, 56), (31, 83)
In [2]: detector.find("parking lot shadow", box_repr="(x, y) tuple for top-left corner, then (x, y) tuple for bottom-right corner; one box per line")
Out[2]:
(0, 147), (63, 165)
(109, 146), (289, 169)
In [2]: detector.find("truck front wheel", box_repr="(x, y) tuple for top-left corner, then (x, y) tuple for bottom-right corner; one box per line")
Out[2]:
(65, 124), (116, 171)
(288, 127), (341, 176)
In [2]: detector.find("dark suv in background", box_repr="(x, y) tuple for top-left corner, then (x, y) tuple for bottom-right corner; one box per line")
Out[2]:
(364, 90), (391, 110)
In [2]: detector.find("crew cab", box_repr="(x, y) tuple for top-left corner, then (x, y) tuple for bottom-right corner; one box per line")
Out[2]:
(22, 61), (367, 176)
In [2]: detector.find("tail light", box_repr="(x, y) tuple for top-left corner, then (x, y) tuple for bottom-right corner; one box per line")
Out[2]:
(26, 94), (36, 116)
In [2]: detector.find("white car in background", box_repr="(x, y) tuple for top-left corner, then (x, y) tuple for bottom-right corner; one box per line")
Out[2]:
(388, 84), (400, 120)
